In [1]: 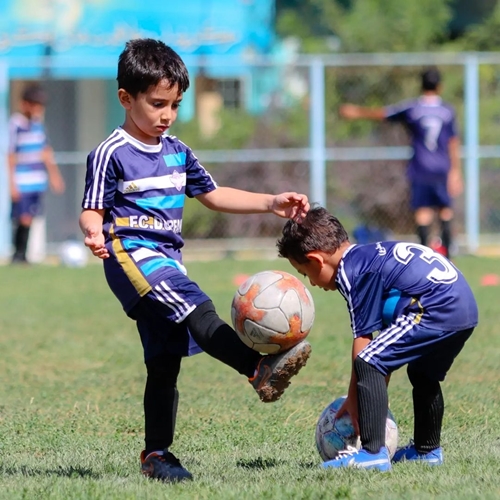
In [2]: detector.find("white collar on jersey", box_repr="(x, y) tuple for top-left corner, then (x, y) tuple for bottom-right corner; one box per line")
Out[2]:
(117, 127), (163, 153)
(418, 95), (442, 106)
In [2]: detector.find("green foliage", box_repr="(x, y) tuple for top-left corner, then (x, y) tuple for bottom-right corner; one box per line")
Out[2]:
(0, 257), (499, 498)
(321, 0), (454, 52)
(277, 0), (455, 53)
(460, 2), (500, 51)
(172, 110), (258, 150)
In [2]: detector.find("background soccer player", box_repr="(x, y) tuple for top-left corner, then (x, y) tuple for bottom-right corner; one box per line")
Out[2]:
(339, 67), (462, 259)
(8, 84), (65, 264)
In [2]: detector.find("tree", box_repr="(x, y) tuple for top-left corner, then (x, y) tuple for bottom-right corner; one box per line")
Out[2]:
(277, 0), (454, 53)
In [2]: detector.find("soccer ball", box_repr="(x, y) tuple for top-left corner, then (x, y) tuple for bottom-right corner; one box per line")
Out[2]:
(231, 270), (315, 354)
(59, 240), (89, 268)
(315, 395), (399, 460)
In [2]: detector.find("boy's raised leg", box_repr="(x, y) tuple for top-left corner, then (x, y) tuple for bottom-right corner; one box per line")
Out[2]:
(185, 300), (311, 402)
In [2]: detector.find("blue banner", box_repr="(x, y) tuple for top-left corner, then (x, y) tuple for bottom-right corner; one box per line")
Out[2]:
(0, 0), (274, 59)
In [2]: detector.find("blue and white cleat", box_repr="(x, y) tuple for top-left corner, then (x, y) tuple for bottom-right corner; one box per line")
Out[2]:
(322, 446), (391, 472)
(392, 441), (443, 465)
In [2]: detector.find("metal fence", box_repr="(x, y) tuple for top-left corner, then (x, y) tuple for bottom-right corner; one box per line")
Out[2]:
(1, 52), (499, 260)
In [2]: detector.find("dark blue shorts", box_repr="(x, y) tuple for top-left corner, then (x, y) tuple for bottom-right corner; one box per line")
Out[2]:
(129, 269), (210, 361)
(11, 192), (44, 219)
(410, 181), (450, 210)
(358, 314), (474, 381)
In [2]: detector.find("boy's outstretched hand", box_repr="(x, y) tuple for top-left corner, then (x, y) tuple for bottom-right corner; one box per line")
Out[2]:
(271, 192), (310, 222)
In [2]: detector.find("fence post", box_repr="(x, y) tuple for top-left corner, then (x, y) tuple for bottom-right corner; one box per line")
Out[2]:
(309, 58), (326, 207)
(464, 53), (480, 253)
(0, 59), (9, 260)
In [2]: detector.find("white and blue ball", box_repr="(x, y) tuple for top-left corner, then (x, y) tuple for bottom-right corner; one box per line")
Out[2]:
(315, 395), (398, 460)
(59, 240), (89, 268)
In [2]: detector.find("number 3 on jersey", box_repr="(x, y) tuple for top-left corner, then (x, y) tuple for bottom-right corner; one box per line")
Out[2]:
(393, 243), (458, 284)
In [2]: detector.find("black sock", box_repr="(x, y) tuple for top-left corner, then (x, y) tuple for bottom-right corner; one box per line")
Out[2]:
(144, 353), (181, 453)
(408, 366), (443, 453)
(416, 224), (431, 247)
(440, 219), (452, 258)
(13, 223), (30, 260)
(354, 357), (388, 453)
(184, 300), (261, 378)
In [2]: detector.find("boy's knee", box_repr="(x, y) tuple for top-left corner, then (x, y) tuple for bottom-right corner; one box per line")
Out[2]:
(146, 353), (181, 383)
(407, 365), (438, 389)
(184, 300), (224, 341)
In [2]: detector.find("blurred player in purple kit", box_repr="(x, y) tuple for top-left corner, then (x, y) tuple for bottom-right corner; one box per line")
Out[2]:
(278, 207), (478, 471)
(79, 38), (311, 483)
(340, 67), (462, 259)
(8, 84), (65, 263)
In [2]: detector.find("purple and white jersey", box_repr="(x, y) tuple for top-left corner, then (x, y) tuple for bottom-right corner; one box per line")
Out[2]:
(384, 96), (457, 183)
(82, 128), (217, 312)
(335, 241), (478, 338)
(8, 112), (49, 193)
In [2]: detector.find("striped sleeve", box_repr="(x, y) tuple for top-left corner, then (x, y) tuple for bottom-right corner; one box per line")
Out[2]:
(82, 130), (125, 210)
(182, 145), (218, 198)
(338, 266), (385, 338)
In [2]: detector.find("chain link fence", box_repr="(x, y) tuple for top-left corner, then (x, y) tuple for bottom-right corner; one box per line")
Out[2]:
(3, 53), (499, 258)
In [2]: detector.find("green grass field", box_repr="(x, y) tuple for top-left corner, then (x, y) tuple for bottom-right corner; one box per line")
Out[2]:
(1, 256), (500, 499)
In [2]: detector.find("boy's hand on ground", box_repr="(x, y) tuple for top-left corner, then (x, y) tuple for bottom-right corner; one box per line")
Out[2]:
(271, 192), (310, 222)
(84, 228), (109, 259)
(336, 396), (360, 437)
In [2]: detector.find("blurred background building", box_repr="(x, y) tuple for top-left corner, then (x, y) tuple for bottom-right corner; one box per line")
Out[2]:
(1, 0), (500, 261)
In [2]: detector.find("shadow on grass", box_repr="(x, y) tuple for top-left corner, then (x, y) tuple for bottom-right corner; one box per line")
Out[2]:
(1, 465), (101, 479)
(236, 458), (320, 471)
(298, 461), (321, 470)
(236, 457), (278, 470)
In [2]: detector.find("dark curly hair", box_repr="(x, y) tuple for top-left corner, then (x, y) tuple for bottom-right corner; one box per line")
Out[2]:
(117, 38), (190, 96)
(277, 207), (349, 264)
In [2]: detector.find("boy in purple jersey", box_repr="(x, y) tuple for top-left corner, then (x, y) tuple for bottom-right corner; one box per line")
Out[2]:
(340, 67), (463, 259)
(277, 207), (478, 471)
(79, 38), (311, 483)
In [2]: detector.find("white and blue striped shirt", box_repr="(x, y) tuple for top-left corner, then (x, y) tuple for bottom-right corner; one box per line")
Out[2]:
(8, 112), (48, 193)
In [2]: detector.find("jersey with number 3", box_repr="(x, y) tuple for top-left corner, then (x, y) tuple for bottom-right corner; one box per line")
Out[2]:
(335, 242), (478, 338)
(384, 96), (457, 183)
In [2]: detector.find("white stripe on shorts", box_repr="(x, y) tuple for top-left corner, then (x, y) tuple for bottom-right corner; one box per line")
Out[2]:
(359, 313), (417, 363)
(152, 280), (196, 323)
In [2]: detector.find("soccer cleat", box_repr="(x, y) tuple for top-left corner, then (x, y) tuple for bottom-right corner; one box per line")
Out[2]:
(392, 441), (443, 465)
(140, 449), (193, 482)
(322, 446), (392, 472)
(249, 340), (311, 403)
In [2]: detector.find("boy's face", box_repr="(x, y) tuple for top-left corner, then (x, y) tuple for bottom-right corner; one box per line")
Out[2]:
(119, 80), (182, 144)
(20, 100), (45, 121)
(289, 252), (338, 291)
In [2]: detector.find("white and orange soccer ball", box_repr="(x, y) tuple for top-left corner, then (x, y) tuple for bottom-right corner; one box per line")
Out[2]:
(231, 270), (315, 354)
